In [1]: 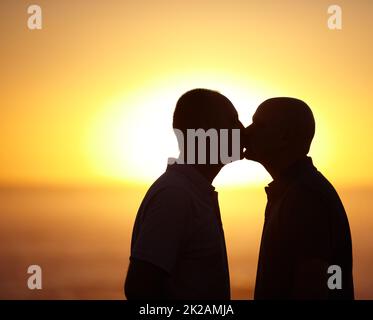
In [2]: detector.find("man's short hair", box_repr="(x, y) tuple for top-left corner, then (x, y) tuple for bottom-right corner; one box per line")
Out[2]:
(173, 88), (235, 132)
(261, 97), (315, 155)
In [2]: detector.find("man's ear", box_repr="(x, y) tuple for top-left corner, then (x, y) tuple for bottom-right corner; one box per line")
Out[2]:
(278, 128), (292, 149)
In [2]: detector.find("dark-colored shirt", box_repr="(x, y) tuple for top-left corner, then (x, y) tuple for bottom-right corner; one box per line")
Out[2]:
(254, 157), (354, 299)
(130, 163), (230, 299)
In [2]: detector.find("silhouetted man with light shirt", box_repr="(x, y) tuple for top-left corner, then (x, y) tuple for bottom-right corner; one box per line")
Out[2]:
(244, 97), (354, 299)
(125, 89), (244, 299)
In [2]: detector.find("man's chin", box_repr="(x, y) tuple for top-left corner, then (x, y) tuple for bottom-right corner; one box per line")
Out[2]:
(243, 150), (259, 162)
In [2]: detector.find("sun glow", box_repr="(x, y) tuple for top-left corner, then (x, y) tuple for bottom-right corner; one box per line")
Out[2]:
(85, 73), (275, 186)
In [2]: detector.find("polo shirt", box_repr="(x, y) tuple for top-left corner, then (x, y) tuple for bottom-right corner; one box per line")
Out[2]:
(130, 163), (230, 299)
(254, 156), (354, 299)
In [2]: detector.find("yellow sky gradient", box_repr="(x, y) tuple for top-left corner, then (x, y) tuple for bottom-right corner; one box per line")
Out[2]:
(1, 0), (372, 187)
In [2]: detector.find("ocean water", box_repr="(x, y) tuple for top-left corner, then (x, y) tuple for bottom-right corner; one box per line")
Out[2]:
(0, 185), (372, 299)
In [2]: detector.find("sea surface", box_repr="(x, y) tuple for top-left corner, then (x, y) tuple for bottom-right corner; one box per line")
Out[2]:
(0, 185), (372, 299)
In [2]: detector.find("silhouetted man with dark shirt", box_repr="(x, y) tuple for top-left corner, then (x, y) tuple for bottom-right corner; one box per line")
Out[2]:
(244, 97), (354, 299)
(125, 89), (244, 299)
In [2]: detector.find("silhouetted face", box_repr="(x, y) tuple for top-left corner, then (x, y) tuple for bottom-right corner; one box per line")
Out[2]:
(220, 106), (245, 162)
(173, 89), (245, 165)
(243, 98), (315, 165)
(205, 103), (245, 165)
(243, 102), (287, 164)
(216, 103), (243, 131)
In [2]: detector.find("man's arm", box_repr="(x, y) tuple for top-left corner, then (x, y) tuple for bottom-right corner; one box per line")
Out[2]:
(291, 258), (329, 299)
(124, 258), (168, 300)
(283, 189), (331, 299)
(125, 186), (191, 299)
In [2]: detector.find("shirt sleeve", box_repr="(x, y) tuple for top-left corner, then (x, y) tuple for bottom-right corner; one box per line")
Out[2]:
(130, 187), (192, 274)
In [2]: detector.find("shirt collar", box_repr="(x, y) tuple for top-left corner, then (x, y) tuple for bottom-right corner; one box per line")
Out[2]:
(265, 156), (316, 201)
(166, 163), (216, 195)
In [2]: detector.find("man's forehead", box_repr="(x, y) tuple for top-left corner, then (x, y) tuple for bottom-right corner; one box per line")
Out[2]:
(253, 103), (281, 121)
(222, 104), (239, 121)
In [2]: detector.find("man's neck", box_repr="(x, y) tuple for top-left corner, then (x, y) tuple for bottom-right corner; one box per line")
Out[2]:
(263, 155), (306, 181)
(192, 164), (223, 184)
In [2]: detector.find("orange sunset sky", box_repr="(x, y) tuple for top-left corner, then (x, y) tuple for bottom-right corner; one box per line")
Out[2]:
(1, 0), (372, 187)
(0, 0), (372, 300)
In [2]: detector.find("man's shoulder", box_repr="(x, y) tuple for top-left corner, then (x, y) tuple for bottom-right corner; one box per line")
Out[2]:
(141, 169), (193, 206)
(150, 169), (190, 191)
(285, 168), (344, 212)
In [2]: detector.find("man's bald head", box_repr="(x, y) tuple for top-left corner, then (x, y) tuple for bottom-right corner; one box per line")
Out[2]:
(254, 97), (315, 155)
(244, 97), (316, 165)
